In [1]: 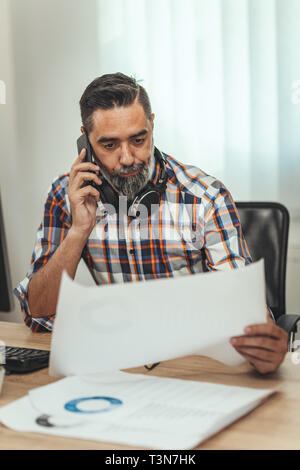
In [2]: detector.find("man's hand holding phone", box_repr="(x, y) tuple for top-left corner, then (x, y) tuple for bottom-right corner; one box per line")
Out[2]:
(28, 148), (102, 318)
(67, 148), (102, 240)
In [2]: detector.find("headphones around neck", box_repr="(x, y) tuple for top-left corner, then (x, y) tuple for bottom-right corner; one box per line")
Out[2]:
(76, 132), (168, 219)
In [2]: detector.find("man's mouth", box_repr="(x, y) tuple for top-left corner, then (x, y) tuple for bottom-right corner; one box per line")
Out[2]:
(119, 168), (141, 177)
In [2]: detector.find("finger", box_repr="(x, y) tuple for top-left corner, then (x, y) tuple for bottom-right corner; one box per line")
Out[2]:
(242, 355), (277, 374)
(243, 323), (287, 340)
(234, 349), (280, 374)
(71, 172), (102, 191)
(76, 147), (86, 163)
(71, 161), (100, 176)
(70, 149), (87, 180)
(230, 335), (287, 353)
(85, 194), (99, 212)
(76, 185), (100, 201)
(233, 345), (278, 362)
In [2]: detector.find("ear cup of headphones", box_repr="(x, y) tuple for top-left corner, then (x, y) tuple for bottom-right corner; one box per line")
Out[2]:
(128, 184), (161, 218)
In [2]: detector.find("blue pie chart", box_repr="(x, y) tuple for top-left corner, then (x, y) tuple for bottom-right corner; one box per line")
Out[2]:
(64, 396), (123, 414)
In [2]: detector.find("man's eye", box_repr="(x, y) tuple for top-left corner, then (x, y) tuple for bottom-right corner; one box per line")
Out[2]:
(104, 143), (115, 149)
(134, 138), (145, 145)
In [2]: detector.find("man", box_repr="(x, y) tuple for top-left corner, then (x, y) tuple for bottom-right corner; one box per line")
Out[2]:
(14, 73), (288, 374)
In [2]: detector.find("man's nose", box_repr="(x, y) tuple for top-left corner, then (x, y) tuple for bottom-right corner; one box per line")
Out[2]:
(119, 144), (134, 166)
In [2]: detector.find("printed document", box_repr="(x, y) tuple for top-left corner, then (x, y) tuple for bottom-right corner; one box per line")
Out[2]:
(50, 260), (267, 377)
(0, 371), (275, 449)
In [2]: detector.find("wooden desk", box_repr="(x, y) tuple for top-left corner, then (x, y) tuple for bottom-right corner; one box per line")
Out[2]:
(0, 320), (300, 450)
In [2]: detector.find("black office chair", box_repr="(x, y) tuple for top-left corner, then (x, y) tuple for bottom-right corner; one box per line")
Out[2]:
(235, 202), (300, 350)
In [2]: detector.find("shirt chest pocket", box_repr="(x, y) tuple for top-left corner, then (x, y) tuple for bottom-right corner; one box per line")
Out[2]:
(162, 225), (204, 273)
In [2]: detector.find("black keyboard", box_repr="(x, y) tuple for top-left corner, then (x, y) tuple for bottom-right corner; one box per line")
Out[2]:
(4, 346), (50, 374)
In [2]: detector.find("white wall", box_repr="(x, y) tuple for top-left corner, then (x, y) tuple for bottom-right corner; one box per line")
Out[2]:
(0, 0), (100, 323)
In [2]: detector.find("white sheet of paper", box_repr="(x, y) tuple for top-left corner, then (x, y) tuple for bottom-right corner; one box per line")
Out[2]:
(49, 260), (267, 377)
(0, 371), (275, 450)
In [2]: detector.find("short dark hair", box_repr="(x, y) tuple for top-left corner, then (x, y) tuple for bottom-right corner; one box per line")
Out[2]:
(79, 73), (152, 134)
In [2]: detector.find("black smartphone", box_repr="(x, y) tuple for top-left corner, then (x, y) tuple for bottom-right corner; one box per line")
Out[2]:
(76, 133), (120, 210)
(77, 132), (94, 164)
(76, 133), (101, 193)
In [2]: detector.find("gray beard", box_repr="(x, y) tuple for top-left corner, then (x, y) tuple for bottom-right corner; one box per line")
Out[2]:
(97, 151), (154, 201)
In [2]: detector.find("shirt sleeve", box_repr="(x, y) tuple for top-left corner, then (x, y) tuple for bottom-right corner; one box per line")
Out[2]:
(203, 181), (274, 324)
(13, 176), (72, 332)
(203, 180), (252, 271)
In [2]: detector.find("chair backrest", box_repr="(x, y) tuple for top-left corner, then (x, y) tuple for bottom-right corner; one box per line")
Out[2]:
(235, 202), (289, 321)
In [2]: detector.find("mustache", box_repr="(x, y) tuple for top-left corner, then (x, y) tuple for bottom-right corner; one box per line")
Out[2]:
(112, 162), (146, 176)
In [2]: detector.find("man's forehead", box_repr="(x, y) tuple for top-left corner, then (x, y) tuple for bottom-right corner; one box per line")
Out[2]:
(91, 102), (150, 138)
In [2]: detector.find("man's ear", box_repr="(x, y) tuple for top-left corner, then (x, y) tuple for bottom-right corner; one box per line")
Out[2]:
(80, 125), (85, 134)
(151, 113), (155, 129)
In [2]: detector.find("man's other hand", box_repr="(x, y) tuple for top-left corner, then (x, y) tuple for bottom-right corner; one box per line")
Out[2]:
(230, 317), (288, 374)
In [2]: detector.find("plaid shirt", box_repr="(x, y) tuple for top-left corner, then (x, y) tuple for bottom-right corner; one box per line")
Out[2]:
(14, 152), (252, 332)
